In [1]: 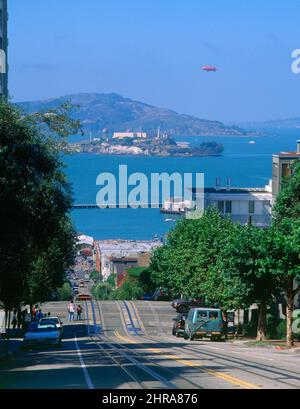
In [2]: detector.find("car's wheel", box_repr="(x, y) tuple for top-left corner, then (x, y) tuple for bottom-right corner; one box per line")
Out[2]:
(190, 333), (194, 341)
(177, 305), (188, 313)
(183, 331), (188, 340)
(176, 332), (180, 338)
(212, 335), (221, 342)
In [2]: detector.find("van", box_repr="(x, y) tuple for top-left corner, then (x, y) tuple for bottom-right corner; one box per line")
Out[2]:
(184, 308), (225, 341)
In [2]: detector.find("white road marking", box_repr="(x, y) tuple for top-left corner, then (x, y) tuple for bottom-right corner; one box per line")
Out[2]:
(74, 335), (95, 389)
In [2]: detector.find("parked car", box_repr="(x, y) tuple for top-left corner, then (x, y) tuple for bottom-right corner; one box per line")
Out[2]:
(139, 294), (155, 301)
(172, 313), (188, 337)
(184, 308), (225, 341)
(39, 317), (63, 336)
(172, 298), (205, 313)
(22, 322), (62, 349)
(153, 288), (171, 301)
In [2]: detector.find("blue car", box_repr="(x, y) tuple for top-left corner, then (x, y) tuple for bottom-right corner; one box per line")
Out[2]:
(23, 322), (62, 349)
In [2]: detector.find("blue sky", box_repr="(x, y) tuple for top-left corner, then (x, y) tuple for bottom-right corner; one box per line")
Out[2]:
(8, 0), (300, 122)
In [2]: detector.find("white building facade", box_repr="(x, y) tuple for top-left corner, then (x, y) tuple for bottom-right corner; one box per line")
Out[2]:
(190, 181), (272, 227)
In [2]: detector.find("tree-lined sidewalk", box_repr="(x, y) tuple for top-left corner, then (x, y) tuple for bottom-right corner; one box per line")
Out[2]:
(149, 162), (300, 346)
(0, 101), (81, 330)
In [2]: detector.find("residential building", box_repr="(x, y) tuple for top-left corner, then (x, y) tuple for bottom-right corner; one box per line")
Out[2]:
(0, 0), (8, 98)
(109, 256), (139, 276)
(190, 180), (272, 228)
(189, 141), (300, 227)
(272, 140), (300, 201)
(95, 240), (161, 280)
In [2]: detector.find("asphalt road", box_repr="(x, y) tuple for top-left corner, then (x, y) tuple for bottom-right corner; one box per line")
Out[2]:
(0, 301), (299, 389)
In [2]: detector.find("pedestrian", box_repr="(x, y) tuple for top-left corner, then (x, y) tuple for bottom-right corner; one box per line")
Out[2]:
(36, 309), (44, 321)
(31, 305), (37, 320)
(77, 305), (82, 321)
(68, 301), (75, 321)
(23, 309), (32, 332)
(11, 309), (17, 330)
(17, 310), (22, 330)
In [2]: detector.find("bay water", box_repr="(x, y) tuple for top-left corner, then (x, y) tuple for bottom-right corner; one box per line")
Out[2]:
(65, 128), (299, 240)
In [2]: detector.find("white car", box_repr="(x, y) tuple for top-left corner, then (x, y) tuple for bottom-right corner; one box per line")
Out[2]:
(39, 317), (63, 335)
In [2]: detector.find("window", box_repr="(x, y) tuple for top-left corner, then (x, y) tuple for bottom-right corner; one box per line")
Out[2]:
(196, 311), (208, 321)
(217, 201), (224, 213)
(225, 201), (232, 214)
(209, 311), (219, 320)
(248, 201), (255, 214)
(282, 163), (291, 178)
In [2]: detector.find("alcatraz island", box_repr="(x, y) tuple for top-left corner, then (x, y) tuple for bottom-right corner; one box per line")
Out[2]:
(67, 130), (224, 157)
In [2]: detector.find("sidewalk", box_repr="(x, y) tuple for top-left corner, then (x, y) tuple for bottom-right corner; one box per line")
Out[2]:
(232, 338), (300, 352)
(0, 330), (23, 361)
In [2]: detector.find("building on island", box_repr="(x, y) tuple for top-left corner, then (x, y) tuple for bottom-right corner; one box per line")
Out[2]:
(113, 132), (147, 139)
(0, 0), (8, 98)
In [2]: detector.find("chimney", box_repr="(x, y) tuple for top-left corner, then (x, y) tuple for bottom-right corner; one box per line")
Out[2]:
(226, 178), (232, 191)
(216, 177), (221, 191)
(297, 140), (300, 154)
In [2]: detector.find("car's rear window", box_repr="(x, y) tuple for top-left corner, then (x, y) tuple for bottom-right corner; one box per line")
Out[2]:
(28, 324), (57, 333)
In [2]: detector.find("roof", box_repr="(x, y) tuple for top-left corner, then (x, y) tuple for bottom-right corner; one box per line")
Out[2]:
(191, 187), (270, 194)
(110, 257), (138, 263)
(273, 141), (300, 158)
(273, 152), (300, 159)
(96, 240), (161, 253)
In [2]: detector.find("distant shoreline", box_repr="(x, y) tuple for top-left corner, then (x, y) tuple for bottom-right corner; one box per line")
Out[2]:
(67, 151), (224, 158)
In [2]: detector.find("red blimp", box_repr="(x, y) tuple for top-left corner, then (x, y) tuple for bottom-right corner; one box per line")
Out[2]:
(202, 66), (217, 72)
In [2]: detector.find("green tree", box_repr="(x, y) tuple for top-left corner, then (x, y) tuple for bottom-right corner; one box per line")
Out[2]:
(0, 101), (80, 324)
(113, 280), (143, 301)
(214, 224), (281, 340)
(107, 274), (117, 288)
(150, 209), (281, 340)
(91, 283), (113, 300)
(272, 161), (300, 346)
(150, 209), (244, 303)
(90, 270), (103, 283)
(58, 282), (73, 301)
